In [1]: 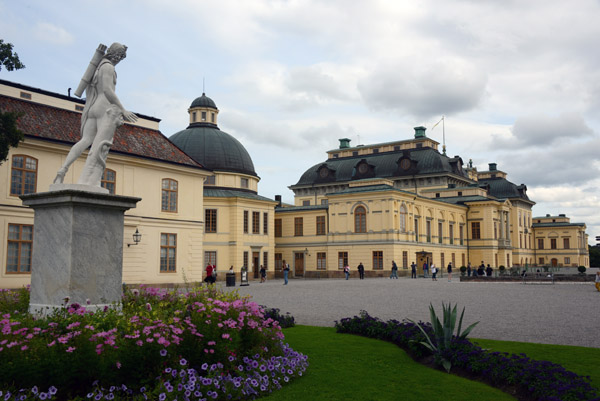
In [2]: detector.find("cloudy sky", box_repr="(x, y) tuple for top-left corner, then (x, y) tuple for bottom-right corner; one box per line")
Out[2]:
(2, 0), (599, 243)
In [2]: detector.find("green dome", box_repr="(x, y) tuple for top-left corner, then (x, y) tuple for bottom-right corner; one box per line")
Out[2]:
(190, 93), (218, 110)
(170, 124), (257, 177)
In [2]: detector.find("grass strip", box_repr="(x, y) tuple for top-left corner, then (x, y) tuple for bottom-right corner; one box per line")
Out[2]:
(263, 326), (514, 401)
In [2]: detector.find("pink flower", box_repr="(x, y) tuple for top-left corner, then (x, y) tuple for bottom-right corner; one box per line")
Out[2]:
(145, 303), (152, 311)
(47, 341), (56, 347)
(66, 346), (76, 353)
(116, 362), (122, 369)
(21, 345), (28, 351)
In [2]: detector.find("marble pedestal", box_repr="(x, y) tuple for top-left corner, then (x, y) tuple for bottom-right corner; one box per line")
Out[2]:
(21, 189), (141, 316)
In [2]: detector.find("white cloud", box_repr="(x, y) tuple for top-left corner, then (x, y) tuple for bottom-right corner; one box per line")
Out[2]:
(33, 23), (74, 45)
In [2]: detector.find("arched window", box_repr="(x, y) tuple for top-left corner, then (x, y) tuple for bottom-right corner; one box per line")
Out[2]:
(354, 206), (366, 233)
(399, 204), (407, 232)
(161, 178), (178, 212)
(10, 155), (37, 196)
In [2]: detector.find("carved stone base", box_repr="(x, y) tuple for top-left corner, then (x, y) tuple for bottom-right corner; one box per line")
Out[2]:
(21, 189), (140, 316)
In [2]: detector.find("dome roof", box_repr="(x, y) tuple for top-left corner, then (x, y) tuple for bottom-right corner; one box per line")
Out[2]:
(170, 124), (257, 177)
(190, 93), (218, 110)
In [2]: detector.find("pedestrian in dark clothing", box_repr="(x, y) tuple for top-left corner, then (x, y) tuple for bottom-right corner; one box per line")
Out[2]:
(467, 263), (472, 277)
(260, 265), (266, 283)
(411, 262), (417, 279)
(447, 262), (453, 282)
(486, 265), (493, 277)
(390, 261), (398, 279)
(358, 262), (365, 280)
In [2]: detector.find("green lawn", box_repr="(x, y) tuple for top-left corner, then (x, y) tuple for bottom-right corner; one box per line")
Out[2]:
(263, 326), (515, 401)
(472, 338), (600, 389)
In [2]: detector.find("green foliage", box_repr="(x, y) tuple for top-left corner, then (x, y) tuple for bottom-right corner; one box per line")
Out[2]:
(459, 266), (467, 276)
(589, 245), (600, 267)
(408, 303), (479, 372)
(578, 265), (587, 274)
(0, 110), (25, 163)
(0, 39), (25, 71)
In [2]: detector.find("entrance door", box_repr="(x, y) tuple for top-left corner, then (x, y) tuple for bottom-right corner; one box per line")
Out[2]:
(551, 258), (558, 267)
(253, 252), (260, 278)
(294, 252), (304, 277)
(416, 252), (432, 275)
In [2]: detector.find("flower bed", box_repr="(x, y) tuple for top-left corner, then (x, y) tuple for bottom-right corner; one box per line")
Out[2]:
(0, 286), (308, 400)
(336, 311), (599, 401)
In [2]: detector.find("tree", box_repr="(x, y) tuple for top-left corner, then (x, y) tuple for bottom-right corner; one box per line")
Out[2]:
(0, 39), (25, 71)
(0, 111), (24, 163)
(590, 245), (600, 268)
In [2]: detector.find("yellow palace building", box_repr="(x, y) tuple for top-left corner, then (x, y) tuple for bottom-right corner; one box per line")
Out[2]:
(0, 79), (589, 288)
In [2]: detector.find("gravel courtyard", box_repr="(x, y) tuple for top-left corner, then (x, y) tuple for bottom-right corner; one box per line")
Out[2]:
(222, 276), (600, 348)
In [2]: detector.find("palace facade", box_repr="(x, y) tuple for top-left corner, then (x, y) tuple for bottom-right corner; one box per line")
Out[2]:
(0, 79), (589, 287)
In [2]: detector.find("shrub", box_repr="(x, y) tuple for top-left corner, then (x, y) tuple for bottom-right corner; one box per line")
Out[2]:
(408, 303), (478, 372)
(498, 265), (506, 275)
(0, 286), (308, 400)
(578, 266), (587, 274)
(459, 266), (467, 276)
(261, 307), (295, 328)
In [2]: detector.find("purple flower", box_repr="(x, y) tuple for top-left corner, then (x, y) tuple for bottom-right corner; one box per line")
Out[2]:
(180, 358), (187, 366)
(160, 349), (167, 357)
(159, 393), (166, 401)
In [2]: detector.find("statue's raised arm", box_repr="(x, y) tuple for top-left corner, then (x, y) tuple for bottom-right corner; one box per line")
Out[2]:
(53, 42), (137, 191)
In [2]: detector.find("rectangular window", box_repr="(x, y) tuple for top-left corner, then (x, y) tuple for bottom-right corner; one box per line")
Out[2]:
(205, 209), (217, 233)
(302, 200), (310, 206)
(275, 253), (283, 271)
(205, 175), (215, 185)
(471, 222), (480, 239)
(550, 239), (557, 249)
(317, 252), (326, 270)
(459, 225), (464, 245)
(449, 224), (454, 245)
(243, 211), (249, 233)
(563, 238), (570, 249)
(204, 251), (216, 266)
(263, 252), (268, 269)
(441, 253), (445, 269)
(160, 233), (177, 272)
(263, 212), (268, 235)
(241, 178), (249, 188)
(243, 251), (249, 269)
(538, 238), (544, 249)
(462, 254), (465, 266)
(452, 253), (456, 267)
(373, 251), (383, 270)
(161, 179), (178, 212)
(7, 224), (33, 273)
(565, 257), (571, 265)
(252, 211), (260, 234)
(426, 220), (431, 243)
(414, 218), (419, 242)
(10, 155), (38, 196)
(316, 216), (326, 235)
(402, 251), (408, 268)
(201, 111), (207, 121)
(321, 199), (328, 205)
(294, 217), (303, 236)
(275, 218), (282, 237)
(101, 169), (116, 194)
(538, 257), (544, 265)
(338, 252), (348, 269)
(494, 222), (498, 239)
(438, 222), (443, 244)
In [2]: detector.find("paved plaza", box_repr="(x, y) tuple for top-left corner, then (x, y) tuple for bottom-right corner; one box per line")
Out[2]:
(222, 276), (600, 348)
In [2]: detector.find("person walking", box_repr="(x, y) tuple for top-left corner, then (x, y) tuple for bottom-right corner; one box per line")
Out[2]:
(390, 260), (398, 279)
(283, 260), (289, 285)
(595, 271), (600, 292)
(260, 265), (266, 283)
(411, 262), (417, 279)
(344, 264), (350, 280)
(423, 262), (429, 278)
(447, 262), (453, 282)
(204, 263), (214, 284)
(358, 262), (365, 280)
(431, 265), (437, 281)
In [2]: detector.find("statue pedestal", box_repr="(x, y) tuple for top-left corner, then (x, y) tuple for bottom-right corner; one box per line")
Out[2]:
(21, 189), (141, 316)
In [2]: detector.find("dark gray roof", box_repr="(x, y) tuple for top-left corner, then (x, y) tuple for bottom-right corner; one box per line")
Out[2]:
(532, 222), (586, 228)
(292, 147), (468, 188)
(327, 184), (411, 196)
(190, 93), (218, 109)
(275, 205), (329, 213)
(477, 177), (532, 203)
(204, 188), (276, 203)
(436, 195), (495, 205)
(170, 125), (257, 177)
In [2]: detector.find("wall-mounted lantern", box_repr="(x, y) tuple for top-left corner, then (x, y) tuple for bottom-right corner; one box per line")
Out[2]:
(127, 228), (142, 247)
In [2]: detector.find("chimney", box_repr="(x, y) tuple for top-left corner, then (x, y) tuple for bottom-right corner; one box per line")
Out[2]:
(275, 195), (282, 207)
(488, 163), (497, 171)
(414, 126), (426, 138)
(338, 138), (351, 149)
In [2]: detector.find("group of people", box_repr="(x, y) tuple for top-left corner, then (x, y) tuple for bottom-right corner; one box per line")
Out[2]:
(464, 262), (493, 277)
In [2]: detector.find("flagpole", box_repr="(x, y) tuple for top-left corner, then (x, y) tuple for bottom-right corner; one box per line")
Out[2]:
(442, 116), (446, 155)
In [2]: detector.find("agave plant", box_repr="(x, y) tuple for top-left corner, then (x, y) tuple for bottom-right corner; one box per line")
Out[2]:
(408, 302), (479, 372)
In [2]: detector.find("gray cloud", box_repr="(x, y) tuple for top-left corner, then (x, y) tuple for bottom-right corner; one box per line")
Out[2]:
(285, 66), (349, 102)
(357, 58), (487, 119)
(491, 113), (594, 149)
(498, 137), (600, 186)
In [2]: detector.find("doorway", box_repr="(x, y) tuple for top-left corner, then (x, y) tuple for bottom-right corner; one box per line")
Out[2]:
(294, 252), (304, 277)
(415, 251), (432, 275)
(253, 252), (259, 279)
